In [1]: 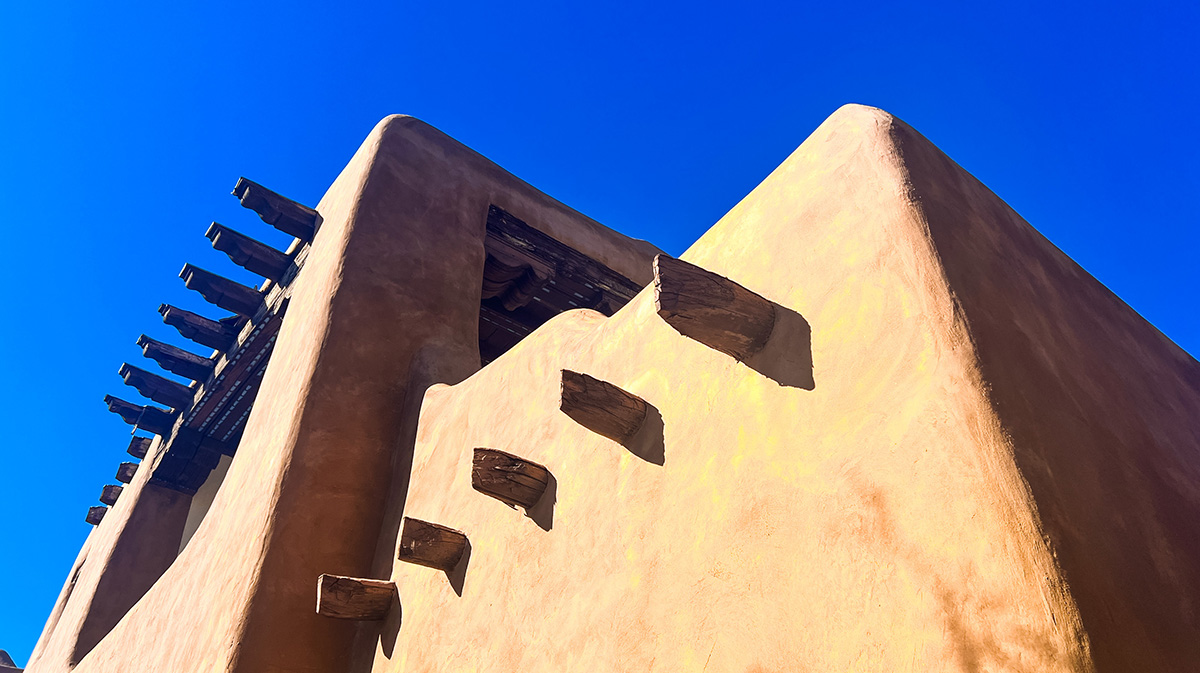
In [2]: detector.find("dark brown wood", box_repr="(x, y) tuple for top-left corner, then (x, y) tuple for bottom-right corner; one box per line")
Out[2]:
(103, 396), (175, 435)
(99, 484), (123, 506)
(233, 177), (320, 242)
(206, 222), (292, 282)
(138, 335), (215, 382)
(475, 206), (649, 365)
(653, 254), (777, 361)
(486, 206), (643, 311)
(85, 506), (107, 525)
(315, 574), (396, 620)
(115, 462), (138, 484)
(397, 517), (468, 572)
(559, 370), (647, 443)
(119, 364), (194, 410)
(179, 264), (265, 318)
(127, 436), (152, 459)
(159, 304), (240, 351)
(472, 448), (551, 510)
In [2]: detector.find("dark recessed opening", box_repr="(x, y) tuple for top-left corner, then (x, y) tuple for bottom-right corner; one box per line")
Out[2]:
(478, 205), (644, 365)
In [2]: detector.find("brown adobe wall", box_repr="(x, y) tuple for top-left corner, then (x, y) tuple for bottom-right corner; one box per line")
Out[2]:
(57, 115), (658, 673)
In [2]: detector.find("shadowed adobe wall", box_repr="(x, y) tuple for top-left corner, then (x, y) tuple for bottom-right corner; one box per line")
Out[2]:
(60, 116), (658, 673)
(26, 437), (191, 672)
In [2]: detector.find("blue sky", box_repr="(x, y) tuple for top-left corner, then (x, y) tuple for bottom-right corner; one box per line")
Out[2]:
(0, 0), (1196, 664)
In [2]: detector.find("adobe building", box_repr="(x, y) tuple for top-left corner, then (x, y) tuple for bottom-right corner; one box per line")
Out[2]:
(21, 105), (1200, 672)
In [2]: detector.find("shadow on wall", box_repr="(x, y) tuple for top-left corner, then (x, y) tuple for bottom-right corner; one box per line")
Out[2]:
(843, 472), (1075, 671)
(526, 472), (558, 532)
(446, 539), (473, 597)
(623, 404), (666, 466)
(743, 305), (814, 391)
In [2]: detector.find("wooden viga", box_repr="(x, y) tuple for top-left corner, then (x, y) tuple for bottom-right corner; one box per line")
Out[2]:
(85, 506), (107, 526)
(99, 484), (123, 506)
(652, 253), (776, 361)
(472, 448), (551, 511)
(397, 517), (469, 573)
(559, 370), (647, 443)
(127, 436), (152, 459)
(114, 462), (138, 484)
(315, 574), (396, 620)
(232, 177), (321, 242)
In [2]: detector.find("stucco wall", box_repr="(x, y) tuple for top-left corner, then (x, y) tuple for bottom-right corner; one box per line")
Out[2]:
(370, 105), (1094, 671)
(62, 116), (658, 673)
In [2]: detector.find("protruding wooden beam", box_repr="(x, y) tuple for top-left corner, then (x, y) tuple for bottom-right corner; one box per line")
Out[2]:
(560, 370), (647, 443)
(179, 264), (265, 318)
(85, 506), (107, 525)
(397, 517), (468, 572)
(315, 574), (396, 620)
(115, 462), (138, 484)
(137, 335), (215, 382)
(159, 304), (240, 351)
(103, 396), (175, 435)
(205, 222), (292, 282)
(653, 254), (777, 361)
(233, 177), (319, 242)
(472, 448), (551, 510)
(119, 364), (194, 410)
(127, 436), (152, 459)
(99, 484), (123, 506)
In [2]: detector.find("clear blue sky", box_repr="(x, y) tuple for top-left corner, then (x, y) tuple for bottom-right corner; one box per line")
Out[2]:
(1, 0), (1195, 664)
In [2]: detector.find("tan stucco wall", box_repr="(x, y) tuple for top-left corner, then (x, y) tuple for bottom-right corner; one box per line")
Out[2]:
(62, 116), (658, 673)
(368, 106), (1198, 671)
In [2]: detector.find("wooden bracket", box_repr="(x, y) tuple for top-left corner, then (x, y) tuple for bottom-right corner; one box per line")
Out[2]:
(472, 448), (551, 510)
(127, 436), (152, 459)
(119, 363), (194, 410)
(653, 254), (776, 361)
(179, 264), (265, 318)
(103, 396), (175, 436)
(206, 222), (292, 282)
(560, 370), (647, 443)
(315, 574), (396, 620)
(397, 517), (469, 572)
(233, 177), (320, 242)
(85, 506), (107, 525)
(115, 462), (138, 484)
(159, 304), (240, 351)
(138, 335), (215, 382)
(99, 484), (123, 506)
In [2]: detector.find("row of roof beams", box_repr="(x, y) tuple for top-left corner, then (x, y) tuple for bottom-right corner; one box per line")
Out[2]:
(87, 179), (320, 526)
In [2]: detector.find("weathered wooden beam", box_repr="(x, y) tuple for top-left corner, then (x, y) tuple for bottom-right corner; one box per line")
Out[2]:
(85, 506), (107, 526)
(127, 436), (152, 459)
(472, 448), (551, 510)
(653, 254), (777, 361)
(119, 364), (194, 410)
(397, 517), (469, 572)
(179, 264), (265, 318)
(315, 574), (396, 620)
(99, 484), (123, 506)
(103, 396), (175, 435)
(137, 335), (215, 382)
(233, 177), (319, 242)
(560, 370), (647, 443)
(205, 222), (292, 282)
(159, 304), (240, 351)
(115, 462), (138, 484)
